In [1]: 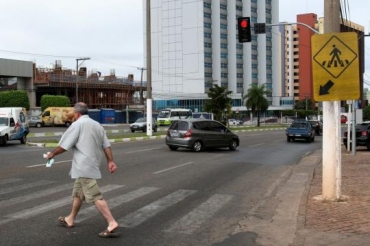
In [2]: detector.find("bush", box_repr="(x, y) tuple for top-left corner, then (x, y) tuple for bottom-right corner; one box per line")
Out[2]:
(40, 95), (71, 111)
(0, 90), (30, 110)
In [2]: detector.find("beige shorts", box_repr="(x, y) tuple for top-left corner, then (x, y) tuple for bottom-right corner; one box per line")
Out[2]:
(72, 178), (103, 203)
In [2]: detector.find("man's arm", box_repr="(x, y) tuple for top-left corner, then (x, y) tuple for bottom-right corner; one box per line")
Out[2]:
(46, 146), (67, 159)
(103, 147), (117, 173)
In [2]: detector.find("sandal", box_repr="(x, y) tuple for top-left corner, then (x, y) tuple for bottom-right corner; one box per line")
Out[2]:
(57, 216), (74, 228)
(98, 229), (120, 238)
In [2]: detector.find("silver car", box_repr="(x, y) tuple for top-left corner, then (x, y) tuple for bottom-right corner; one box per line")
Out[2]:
(130, 117), (158, 132)
(165, 119), (239, 152)
(28, 116), (43, 128)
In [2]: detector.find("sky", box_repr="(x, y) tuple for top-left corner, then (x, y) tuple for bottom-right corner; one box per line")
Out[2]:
(1, 0), (370, 83)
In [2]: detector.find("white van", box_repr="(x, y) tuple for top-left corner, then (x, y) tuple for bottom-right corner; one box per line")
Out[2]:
(0, 107), (30, 146)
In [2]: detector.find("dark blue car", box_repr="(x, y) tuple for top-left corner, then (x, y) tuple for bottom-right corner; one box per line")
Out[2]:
(286, 119), (315, 143)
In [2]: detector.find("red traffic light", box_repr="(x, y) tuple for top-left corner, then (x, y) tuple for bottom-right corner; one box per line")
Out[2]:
(240, 19), (248, 28)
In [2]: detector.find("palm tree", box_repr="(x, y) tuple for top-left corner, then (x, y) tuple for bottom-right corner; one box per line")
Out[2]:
(204, 84), (232, 122)
(243, 84), (269, 126)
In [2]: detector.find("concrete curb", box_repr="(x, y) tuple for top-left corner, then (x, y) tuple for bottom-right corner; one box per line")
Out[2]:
(26, 127), (287, 148)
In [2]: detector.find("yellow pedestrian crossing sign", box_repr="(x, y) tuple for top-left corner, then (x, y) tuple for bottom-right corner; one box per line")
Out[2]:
(312, 32), (360, 101)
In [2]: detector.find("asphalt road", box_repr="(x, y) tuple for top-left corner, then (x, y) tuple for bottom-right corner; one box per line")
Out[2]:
(0, 129), (321, 246)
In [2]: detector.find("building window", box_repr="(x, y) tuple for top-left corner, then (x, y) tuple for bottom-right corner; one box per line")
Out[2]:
(237, 63), (243, 69)
(204, 32), (212, 38)
(205, 62), (212, 68)
(221, 33), (228, 39)
(204, 2), (211, 9)
(204, 13), (211, 18)
(204, 42), (212, 48)
(221, 43), (228, 49)
(220, 23), (227, 29)
(221, 53), (228, 59)
(220, 14), (227, 20)
(220, 4), (227, 10)
(237, 54), (243, 59)
(237, 73), (243, 78)
(221, 63), (228, 68)
(205, 52), (212, 58)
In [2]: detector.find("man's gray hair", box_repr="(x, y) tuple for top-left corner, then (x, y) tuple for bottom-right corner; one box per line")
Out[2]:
(74, 102), (88, 115)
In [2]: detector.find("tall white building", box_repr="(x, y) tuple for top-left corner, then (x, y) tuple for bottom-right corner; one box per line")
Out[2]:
(143, 0), (283, 112)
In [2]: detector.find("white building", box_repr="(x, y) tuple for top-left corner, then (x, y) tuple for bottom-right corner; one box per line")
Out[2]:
(143, 0), (284, 112)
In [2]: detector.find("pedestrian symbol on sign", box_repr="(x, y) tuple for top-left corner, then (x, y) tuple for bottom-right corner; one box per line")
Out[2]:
(328, 45), (345, 68)
(313, 35), (357, 79)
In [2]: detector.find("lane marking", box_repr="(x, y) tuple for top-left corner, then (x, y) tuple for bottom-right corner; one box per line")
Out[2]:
(0, 178), (22, 186)
(166, 194), (233, 234)
(0, 180), (55, 196)
(249, 143), (264, 147)
(154, 162), (194, 174)
(126, 148), (161, 154)
(75, 187), (159, 223)
(27, 160), (72, 168)
(0, 183), (72, 208)
(3, 185), (123, 222)
(118, 189), (196, 228)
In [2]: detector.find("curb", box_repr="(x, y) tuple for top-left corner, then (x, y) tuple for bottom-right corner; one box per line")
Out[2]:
(26, 127), (287, 148)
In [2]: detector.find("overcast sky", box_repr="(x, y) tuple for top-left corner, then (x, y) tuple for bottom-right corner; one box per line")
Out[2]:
(1, 0), (369, 83)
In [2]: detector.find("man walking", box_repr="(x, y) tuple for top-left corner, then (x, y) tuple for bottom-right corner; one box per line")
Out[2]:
(46, 102), (119, 238)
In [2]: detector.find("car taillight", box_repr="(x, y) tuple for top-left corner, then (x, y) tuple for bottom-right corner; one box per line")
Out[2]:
(184, 129), (192, 138)
(362, 131), (368, 136)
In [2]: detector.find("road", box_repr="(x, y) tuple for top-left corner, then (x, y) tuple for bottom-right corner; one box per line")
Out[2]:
(0, 128), (321, 246)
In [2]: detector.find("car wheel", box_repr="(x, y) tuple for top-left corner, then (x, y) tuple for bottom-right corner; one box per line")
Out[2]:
(36, 122), (42, 128)
(306, 137), (311, 143)
(192, 141), (203, 152)
(1, 135), (7, 146)
(229, 139), (238, 151)
(20, 134), (27, 144)
(169, 145), (178, 151)
(311, 136), (315, 142)
(131, 130), (135, 133)
(367, 141), (370, 150)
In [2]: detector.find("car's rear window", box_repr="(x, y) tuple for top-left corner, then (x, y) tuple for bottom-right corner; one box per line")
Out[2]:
(169, 121), (189, 131)
(291, 122), (308, 128)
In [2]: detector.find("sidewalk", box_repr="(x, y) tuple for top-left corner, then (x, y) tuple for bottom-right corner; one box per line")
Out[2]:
(296, 147), (370, 245)
(233, 146), (370, 246)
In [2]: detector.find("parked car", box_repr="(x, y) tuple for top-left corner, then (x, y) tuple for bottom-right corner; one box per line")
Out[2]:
(228, 119), (243, 126)
(343, 122), (370, 150)
(286, 119), (315, 142)
(308, 120), (323, 136)
(166, 119), (239, 152)
(130, 117), (157, 133)
(28, 116), (43, 128)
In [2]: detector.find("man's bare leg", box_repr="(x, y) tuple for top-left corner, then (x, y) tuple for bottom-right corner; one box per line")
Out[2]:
(64, 196), (83, 227)
(95, 199), (119, 231)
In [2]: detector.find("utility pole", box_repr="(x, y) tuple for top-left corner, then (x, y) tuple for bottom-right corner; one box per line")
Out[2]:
(322, 0), (341, 200)
(137, 67), (146, 104)
(75, 57), (90, 103)
(146, 0), (152, 136)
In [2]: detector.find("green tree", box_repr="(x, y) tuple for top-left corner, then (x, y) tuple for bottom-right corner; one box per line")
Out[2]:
(363, 105), (370, 120)
(40, 95), (71, 111)
(243, 84), (269, 126)
(0, 90), (30, 110)
(294, 99), (313, 110)
(204, 84), (232, 122)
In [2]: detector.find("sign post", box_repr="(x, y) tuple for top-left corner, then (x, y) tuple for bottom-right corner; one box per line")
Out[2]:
(312, 31), (360, 200)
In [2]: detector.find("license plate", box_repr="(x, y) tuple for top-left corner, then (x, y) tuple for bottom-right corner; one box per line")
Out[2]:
(295, 134), (301, 136)
(170, 132), (179, 137)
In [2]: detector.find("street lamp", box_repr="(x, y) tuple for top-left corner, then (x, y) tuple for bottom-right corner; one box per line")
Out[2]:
(76, 57), (90, 103)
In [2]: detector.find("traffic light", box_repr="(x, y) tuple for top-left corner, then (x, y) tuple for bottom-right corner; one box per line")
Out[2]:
(254, 23), (266, 34)
(238, 17), (251, 43)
